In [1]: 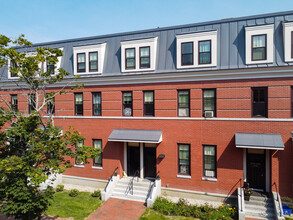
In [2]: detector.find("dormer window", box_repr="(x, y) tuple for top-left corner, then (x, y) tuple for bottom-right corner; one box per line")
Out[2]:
(121, 37), (158, 72)
(176, 30), (217, 69)
(47, 61), (55, 75)
(140, 47), (150, 68)
(252, 35), (266, 61)
(125, 48), (135, 69)
(181, 42), (193, 66)
(199, 40), (211, 64)
(73, 43), (106, 75)
(245, 24), (273, 64)
(283, 22), (293, 62)
(77, 53), (86, 73)
(89, 52), (98, 72)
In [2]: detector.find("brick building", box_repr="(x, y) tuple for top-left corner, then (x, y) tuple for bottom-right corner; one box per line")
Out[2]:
(1, 10), (293, 202)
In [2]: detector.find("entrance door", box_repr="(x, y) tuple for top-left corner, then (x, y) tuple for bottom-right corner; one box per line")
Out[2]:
(127, 145), (140, 177)
(247, 149), (266, 190)
(144, 147), (156, 178)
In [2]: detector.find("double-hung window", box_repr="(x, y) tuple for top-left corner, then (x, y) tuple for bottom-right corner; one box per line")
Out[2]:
(252, 87), (268, 117)
(47, 97), (55, 115)
(203, 89), (216, 117)
(10, 61), (18, 78)
(203, 145), (216, 178)
(252, 35), (266, 61)
(140, 47), (150, 68)
(144, 91), (154, 116)
(89, 52), (98, 72)
(181, 42), (193, 66)
(199, 40), (211, 64)
(178, 144), (190, 175)
(28, 94), (35, 114)
(47, 61), (55, 75)
(125, 48), (135, 69)
(75, 140), (84, 166)
(11, 95), (18, 111)
(122, 92), (133, 116)
(77, 53), (86, 73)
(92, 92), (101, 116)
(178, 90), (190, 117)
(75, 93), (83, 116)
(291, 31), (293, 59)
(93, 139), (102, 167)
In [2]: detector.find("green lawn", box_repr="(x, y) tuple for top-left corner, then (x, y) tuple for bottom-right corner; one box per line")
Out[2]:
(46, 191), (102, 220)
(140, 208), (199, 220)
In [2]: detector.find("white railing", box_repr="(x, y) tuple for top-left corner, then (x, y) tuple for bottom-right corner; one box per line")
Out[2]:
(147, 178), (161, 207)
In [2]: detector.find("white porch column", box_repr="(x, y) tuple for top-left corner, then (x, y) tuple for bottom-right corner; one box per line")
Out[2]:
(124, 142), (127, 174)
(140, 143), (144, 178)
(266, 150), (270, 192)
(243, 149), (247, 182)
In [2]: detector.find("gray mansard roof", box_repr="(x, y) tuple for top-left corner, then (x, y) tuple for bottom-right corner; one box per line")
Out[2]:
(1, 10), (293, 85)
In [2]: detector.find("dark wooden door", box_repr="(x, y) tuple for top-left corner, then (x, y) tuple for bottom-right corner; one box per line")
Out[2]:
(127, 146), (140, 177)
(247, 151), (266, 190)
(144, 147), (156, 178)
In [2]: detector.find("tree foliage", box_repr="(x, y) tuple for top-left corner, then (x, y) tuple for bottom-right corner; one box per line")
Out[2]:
(0, 35), (99, 219)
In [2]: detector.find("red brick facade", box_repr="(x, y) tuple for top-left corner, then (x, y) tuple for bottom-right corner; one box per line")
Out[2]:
(1, 76), (292, 197)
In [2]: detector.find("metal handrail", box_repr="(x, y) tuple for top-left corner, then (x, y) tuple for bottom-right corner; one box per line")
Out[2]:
(149, 171), (160, 199)
(104, 166), (118, 192)
(273, 182), (283, 217)
(127, 169), (140, 195)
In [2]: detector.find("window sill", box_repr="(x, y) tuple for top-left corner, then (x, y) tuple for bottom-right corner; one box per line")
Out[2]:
(92, 166), (103, 170)
(74, 164), (84, 168)
(177, 174), (191, 179)
(202, 177), (217, 182)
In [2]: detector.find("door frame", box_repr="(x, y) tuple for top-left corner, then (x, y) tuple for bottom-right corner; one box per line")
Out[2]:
(124, 142), (144, 178)
(243, 149), (270, 192)
(143, 144), (157, 179)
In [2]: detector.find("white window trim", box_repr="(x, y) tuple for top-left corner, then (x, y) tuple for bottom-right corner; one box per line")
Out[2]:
(283, 22), (293, 62)
(8, 48), (63, 79)
(121, 37), (158, 73)
(73, 43), (107, 75)
(245, 24), (274, 65)
(176, 30), (217, 69)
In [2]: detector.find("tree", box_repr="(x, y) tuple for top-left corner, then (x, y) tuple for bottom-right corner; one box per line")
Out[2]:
(0, 35), (99, 220)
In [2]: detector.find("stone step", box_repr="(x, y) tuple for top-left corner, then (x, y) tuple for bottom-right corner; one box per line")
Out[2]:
(111, 195), (146, 203)
(245, 203), (275, 212)
(116, 181), (151, 188)
(111, 192), (147, 203)
(245, 210), (275, 220)
(248, 195), (272, 202)
(114, 185), (150, 193)
(113, 188), (149, 197)
(245, 200), (274, 208)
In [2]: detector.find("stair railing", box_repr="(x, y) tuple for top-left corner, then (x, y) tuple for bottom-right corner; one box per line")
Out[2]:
(104, 166), (118, 192)
(149, 171), (160, 199)
(127, 169), (140, 195)
(273, 182), (283, 218)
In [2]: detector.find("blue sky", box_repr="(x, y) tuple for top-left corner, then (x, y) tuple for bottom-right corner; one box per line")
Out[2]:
(1, 0), (293, 43)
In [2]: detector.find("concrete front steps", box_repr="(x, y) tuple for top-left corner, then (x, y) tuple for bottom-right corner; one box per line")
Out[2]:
(111, 177), (152, 203)
(245, 193), (275, 220)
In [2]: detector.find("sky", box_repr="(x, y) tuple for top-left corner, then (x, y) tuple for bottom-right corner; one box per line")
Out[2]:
(1, 0), (293, 44)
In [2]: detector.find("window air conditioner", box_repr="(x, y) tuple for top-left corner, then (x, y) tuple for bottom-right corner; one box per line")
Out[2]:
(204, 111), (214, 118)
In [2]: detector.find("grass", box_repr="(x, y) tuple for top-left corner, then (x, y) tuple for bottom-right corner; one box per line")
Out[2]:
(140, 208), (198, 220)
(46, 191), (102, 220)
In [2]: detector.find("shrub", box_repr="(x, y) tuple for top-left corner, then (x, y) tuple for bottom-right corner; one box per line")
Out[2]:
(68, 189), (79, 197)
(56, 185), (64, 192)
(152, 197), (238, 219)
(91, 190), (101, 198)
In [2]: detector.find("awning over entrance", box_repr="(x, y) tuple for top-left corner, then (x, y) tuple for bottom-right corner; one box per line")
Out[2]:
(108, 129), (162, 143)
(235, 133), (284, 150)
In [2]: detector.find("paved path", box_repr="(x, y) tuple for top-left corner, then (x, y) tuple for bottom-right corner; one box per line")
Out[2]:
(86, 198), (146, 220)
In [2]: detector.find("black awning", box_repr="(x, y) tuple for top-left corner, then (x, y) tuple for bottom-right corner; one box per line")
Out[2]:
(235, 133), (284, 150)
(108, 129), (162, 143)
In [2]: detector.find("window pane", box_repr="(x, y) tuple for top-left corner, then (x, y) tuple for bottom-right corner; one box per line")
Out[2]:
(93, 93), (101, 104)
(123, 92), (132, 102)
(252, 48), (266, 60)
(78, 53), (85, 62)
(75, 94), (83, 104)
(141, 57), (150, 66)
(253, 35), (266, 48)
(126, 59), (135, 68)
(94, 140), (102, 165)
(144, 92), (153, 103)
(199, 41), (211, 52)
(90, 52), (97, 61)
(126, 49), (135, 58)
(12, 96), (17, 105)
(203, 90), (215, 111)
(182, 54), (193, 65)
(78, 63), (85, 71)
(179, 91), (189, 106)
(179, 165), (189, 174)
(76, 141), (84, 165)
(140, 47), (150, 57)
(199, 53), (211, 64)
(204, 146), (215, 156)
(182, 43), (193, 54)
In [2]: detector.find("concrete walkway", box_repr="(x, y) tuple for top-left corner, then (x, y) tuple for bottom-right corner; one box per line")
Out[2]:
(86, 198), (146, 220)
